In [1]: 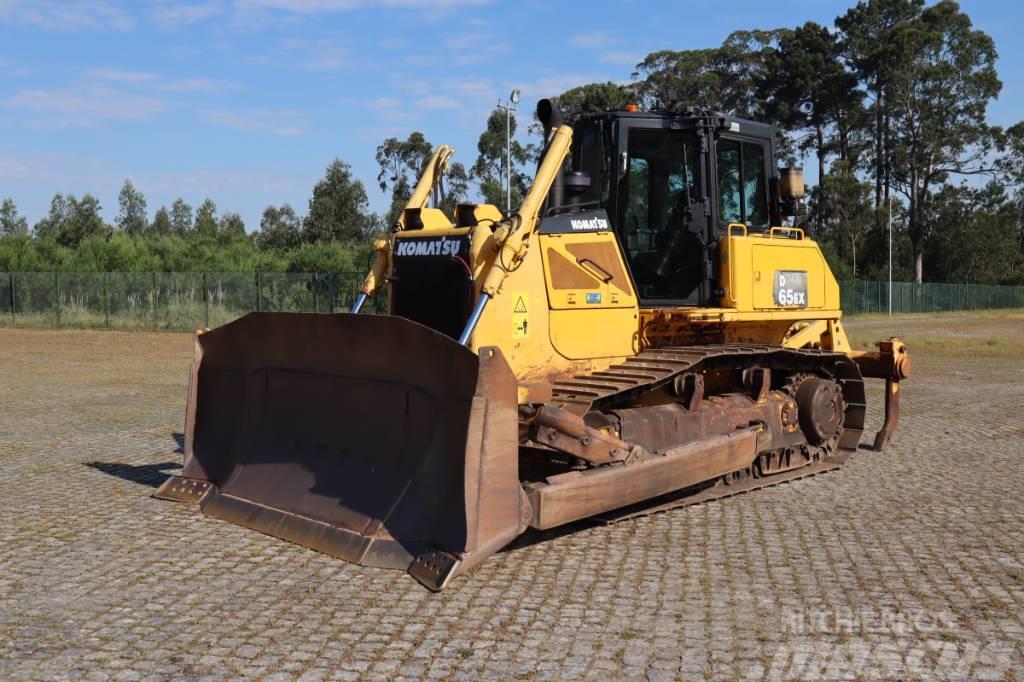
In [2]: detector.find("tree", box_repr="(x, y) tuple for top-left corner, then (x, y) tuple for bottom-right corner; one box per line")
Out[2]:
(760, 21), (865, 202)
(812, 165), (876, 276)
(303, 158), (370, 243)
(836, 0), (925, 215)
(884, 0), (1001, 281)
(925, 181), (1018, 284)
(551, 82), (634, 126)
(116, 179), (148, 235)
(151, 206), (172, 235)
(257, 204), (303, 250)
(472, 108), (530, 209)
(633, 30), (784, 115)
(170, 198), (193, 237)
(218, 212), (246, 239)
(0, 198), (29, 236)
(376, 132), (434, 227)
(34, 193), (72, 240)
(58, 194), (107, 247)
(195, 198), (218, 237)
(439, 161), (470, 216)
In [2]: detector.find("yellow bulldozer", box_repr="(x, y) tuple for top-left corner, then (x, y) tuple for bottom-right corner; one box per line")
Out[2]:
(156, 99), (910, 590)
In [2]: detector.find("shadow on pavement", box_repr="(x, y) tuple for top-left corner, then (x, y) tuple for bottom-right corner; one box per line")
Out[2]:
(85, 460), (181, 488)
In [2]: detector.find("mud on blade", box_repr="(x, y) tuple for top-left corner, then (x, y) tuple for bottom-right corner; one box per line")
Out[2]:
(155, 313), (527, 590)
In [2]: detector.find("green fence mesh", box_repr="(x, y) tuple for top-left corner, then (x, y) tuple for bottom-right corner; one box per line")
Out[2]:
(0, 273), (1020, 330)
(0, 272), (381, 330)
(839, 280), (1024, 315)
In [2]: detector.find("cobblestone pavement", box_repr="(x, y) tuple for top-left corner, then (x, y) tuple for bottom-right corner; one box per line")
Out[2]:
(1, 325), (1022, 680)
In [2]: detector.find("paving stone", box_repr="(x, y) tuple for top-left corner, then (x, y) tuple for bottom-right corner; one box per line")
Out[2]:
(0, 327), (1022, 679)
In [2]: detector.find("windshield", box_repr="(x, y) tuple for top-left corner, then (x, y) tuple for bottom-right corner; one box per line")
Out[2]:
(617, 128), (703, 301)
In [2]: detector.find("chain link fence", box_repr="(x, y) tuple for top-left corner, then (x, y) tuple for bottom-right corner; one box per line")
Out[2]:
(1, 273), (1022, 330)
(839, 280), (1024, 315)
(0, 272), (383, 331)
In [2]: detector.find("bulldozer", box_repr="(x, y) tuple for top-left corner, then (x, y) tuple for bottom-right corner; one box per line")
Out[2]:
(155, 99), (910, 591)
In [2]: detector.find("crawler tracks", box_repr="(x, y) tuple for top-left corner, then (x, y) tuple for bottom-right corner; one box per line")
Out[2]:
(540, 343), (867, 522)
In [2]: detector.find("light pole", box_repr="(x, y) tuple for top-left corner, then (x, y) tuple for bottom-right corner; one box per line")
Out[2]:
(497, 89), (520, 213)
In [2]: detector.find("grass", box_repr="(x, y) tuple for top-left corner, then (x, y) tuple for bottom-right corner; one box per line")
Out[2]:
(844, 309), (1024, 359)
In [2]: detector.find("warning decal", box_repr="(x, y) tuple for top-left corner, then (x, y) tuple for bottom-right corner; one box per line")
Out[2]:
(512, 293), (529, 337)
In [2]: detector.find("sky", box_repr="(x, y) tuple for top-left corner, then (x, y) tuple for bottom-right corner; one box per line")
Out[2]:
(1, 0), (1021, 232)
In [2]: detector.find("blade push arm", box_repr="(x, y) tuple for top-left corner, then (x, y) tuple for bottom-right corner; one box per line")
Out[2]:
(458, 124), (573, 344)
(353, 145), (455, 312)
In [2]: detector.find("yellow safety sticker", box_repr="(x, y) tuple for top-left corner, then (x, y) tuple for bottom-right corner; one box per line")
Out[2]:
(512, 293), (528, 337)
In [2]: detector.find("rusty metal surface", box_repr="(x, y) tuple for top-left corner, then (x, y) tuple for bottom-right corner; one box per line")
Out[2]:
(595, 449), (853, 524)
(152, 475), (213, 504)
(524, 429), (759, 529)
(872, 378), (901, 451)
(166, 312), (526, 589)
(550, 344), (867, 453)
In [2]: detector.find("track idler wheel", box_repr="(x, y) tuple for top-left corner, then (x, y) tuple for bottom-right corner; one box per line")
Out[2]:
(795, 378), (845, 445)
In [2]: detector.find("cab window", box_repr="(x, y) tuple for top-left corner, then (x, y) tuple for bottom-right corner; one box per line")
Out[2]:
(717, 139), (767, 226)
(617, 128), (702, 300)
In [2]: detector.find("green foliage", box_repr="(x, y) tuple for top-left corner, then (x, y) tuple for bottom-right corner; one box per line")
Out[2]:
(151, 206), (172, 236)
(633, 30), (784, 115)
(195, 198), (218, 237)
(551, 82), (634, 126)
(376, 132), (434, 227)
(472, 108), (530, 209)
(170, 198), (193, 237)
(116, 179), (148, 235)
(304, 158), (370, 243)
(0, 198), (29, 236)
(256, 204), (302, 251)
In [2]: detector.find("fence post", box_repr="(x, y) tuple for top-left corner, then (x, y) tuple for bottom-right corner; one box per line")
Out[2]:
(54, 272), (61, 327)
(103, 272), (110, 328)
(328, 272), (336, 313)
(314, 273), (320, 313)
(203, 272), (210, 328)
(8, 272), (14, 324)
(152, 272), (158, 329)
(256, 271), (263, 312)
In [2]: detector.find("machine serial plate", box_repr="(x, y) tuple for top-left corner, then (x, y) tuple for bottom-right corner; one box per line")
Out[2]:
(774, 270), (808, 307)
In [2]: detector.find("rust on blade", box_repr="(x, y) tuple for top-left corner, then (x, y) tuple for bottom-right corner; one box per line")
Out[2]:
(160, 312), (528, 588)
(153, 475), (214, 504)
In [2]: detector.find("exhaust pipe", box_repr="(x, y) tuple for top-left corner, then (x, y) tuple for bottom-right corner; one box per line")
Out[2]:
(537, 99), (565, 210)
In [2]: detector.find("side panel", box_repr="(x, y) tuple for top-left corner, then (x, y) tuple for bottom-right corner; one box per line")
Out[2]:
(720, 234), (840, 312)
(539, 231), (640, 360)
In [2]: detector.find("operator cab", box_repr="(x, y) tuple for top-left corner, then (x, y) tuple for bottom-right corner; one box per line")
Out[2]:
(558, 106), (797, 307)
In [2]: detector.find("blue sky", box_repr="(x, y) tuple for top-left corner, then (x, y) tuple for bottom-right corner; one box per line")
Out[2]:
(1, 0), (1020, 231)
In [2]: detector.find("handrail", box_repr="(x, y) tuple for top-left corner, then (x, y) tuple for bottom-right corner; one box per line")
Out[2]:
(770, 226), (804, 240)
(727, 223), (747, 237)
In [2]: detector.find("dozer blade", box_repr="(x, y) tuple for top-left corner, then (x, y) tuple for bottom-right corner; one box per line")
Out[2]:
(154, 312), (528, 591)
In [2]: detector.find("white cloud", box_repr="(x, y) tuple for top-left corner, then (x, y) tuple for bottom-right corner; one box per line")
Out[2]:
(202, 109), (309, 136)
(0, 1), (135, 31)
(364, 97), (402, 109)
(444, 31), (508, 64)
(419, 94), (459, 110)
(235, 0), (488, 11)
(148, 1), (222, 30)
(88, 67), (223, 92)
(3, 85), (166, 126)
(87, 68), (159, 83)
(568, 32), (615, 50)
(599, 50), (642, 67)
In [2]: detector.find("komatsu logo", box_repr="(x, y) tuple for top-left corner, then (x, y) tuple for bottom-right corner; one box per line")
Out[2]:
(569, 217), (609, 231)
(395, 237), (463, 258)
